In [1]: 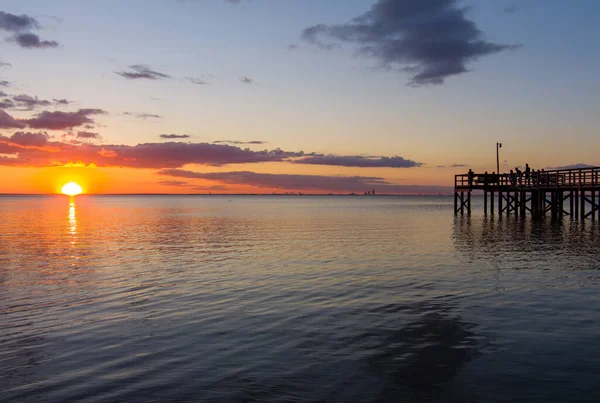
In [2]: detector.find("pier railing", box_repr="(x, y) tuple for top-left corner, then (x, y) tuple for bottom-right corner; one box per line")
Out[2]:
(455, 167), (600, 190)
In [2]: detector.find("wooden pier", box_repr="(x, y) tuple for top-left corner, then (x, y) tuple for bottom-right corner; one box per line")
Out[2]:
(454, 167), (600, 220)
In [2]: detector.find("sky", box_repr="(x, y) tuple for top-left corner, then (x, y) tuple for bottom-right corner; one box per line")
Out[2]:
(0, 0), (599, 194)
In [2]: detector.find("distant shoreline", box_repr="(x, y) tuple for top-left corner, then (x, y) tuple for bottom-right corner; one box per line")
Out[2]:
(0, 193), (453, 197)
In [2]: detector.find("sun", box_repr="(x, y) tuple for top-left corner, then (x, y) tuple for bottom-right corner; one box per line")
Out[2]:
(61, 182), (83, 196)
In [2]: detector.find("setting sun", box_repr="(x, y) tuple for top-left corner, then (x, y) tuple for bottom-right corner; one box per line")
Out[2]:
(61, 182), (83, 196)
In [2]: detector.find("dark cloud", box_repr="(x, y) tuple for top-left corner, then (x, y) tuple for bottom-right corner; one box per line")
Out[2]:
(116, 65), (170, 80)
(160, 134), (191, 139)
(296, 154), (421, 168)
(76, 131), (100, 139)
(0, 80), (10, 87)
(158, 169), (452, 194)
(240, 76), (254, 84)
(53, 98), (69, 105)
(549, 163), (596, 170)
(288, 44), (298, 51)
(503, 4), (519, 14)
(0, 11), (39, 32)
(301, 0), (518, 85)
(10, 131), (50, 147)
(11, 32), (59, 48)
(26, 108), (106, 130)
(213, 140), (266, 145)
(0, 109), (26, 128)
(0, 61), (10, 67)
(450, 163), (466, 168)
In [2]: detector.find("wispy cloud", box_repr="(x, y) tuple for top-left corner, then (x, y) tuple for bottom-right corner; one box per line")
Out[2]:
(124, 112), (163, 119)
(240, 76), (254, 84)
(213, 140), (266, 145)
(0, 61), (11, 67)
(160, 134), (190, 139)
(116, 65), (170, 80)
(301, 0), (519, 85)
(549, 163), (596, 170)
(295, 155), (421, 168)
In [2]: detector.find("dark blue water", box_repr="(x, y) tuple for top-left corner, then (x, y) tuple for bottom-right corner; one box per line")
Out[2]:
(1, 196), (599, 402)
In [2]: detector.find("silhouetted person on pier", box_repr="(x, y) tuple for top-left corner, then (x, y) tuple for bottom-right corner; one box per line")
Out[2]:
(525, 164), (531, 186)
(509, 169), (516, 186)
(515, 167), (522, 186)
(468, 169), (474, 187)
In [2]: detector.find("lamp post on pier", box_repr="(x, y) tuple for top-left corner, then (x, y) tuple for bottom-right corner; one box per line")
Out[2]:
(496, 142), (502, 174)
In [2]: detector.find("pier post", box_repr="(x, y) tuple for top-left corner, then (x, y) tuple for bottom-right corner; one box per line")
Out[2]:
(484, 191), (488, 215)
(454, 192), (458, 215)
(570, 190), (574, 220)
(498, 191), (503, 216)
(581, 189), (586, 220)
(520, 191), (527, 217)
(574, 189), (579, 219)
(592, 190), (596, 220)
(467, 191), (471, 215)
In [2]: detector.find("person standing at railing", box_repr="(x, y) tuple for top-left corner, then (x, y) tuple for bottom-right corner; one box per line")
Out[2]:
(515, 167), (522, 186)
(525, 164), (531, 186)
(509, 170), (516, 186)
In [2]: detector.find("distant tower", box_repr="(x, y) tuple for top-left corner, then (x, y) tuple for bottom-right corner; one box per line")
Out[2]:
(372, 188), (375, 195)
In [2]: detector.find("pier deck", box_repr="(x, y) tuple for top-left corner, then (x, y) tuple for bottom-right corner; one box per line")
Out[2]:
(454, 167), (600, 219)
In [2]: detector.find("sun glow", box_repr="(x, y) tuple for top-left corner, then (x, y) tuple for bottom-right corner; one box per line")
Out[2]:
(61, 182), (83, 196)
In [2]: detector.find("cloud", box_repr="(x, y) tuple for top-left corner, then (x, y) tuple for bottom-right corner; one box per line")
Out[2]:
(116, 65), (170, 80)
(0, 109), (26, 128)
(124, 112), (163, 119)
(158, 169), (452, 194)
(160, 134), (190, 139)
(157, 180), (192, 186)
(549, 163), (596, 170)
(187, 77), (210, 85)
(0, 61), (10, 67)
(240, 76), (254, 84)
(26, 108), (106, 130)
(0, 11), (39, 32)
(301, 0), (518, 85)
(0, 94), (69, 110)
(11, 94), (52, 110)
(503, 4), (519, 14)
(10, 32), (59, 48)
(9, 131), (50, 146)
(296, 154), (421, 168)
(213, 140), (266, 145)
(450, 163), (466, 168)
(0, 80), (10, 87)
(76, 131), (100, 139)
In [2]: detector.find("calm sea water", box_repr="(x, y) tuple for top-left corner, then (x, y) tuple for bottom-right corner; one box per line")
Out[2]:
(1, 195), (599, 402)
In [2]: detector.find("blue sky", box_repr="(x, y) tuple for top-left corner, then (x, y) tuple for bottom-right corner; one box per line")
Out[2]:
(0, 0), (599, 193)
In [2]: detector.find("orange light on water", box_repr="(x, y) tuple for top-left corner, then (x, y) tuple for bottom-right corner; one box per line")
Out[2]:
(61, 182), (83, 196)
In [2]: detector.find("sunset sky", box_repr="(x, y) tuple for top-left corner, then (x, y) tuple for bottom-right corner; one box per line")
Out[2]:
(0, 0), (599, 194)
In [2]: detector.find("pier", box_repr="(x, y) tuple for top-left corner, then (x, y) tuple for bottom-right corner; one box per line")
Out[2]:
(454, 167), (600, 220)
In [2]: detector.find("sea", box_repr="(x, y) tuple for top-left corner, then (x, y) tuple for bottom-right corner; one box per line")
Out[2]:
(1, 195), (599, 403)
